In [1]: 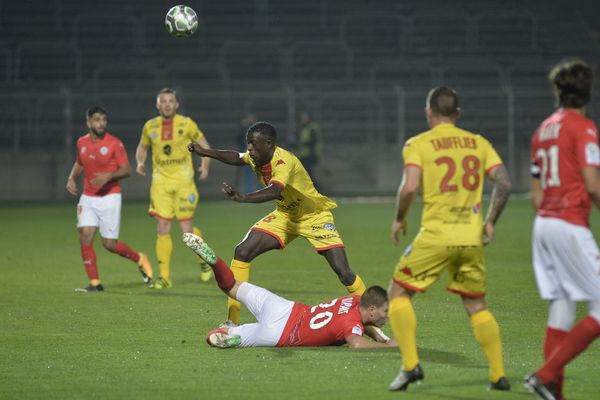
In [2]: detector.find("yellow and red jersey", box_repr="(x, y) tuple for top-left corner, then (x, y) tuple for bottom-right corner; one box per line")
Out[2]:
(140, 114), (205, 184)
(76, 132), (128, 197)
(242, 146), (336, 219)
(403, 123), (503, 246)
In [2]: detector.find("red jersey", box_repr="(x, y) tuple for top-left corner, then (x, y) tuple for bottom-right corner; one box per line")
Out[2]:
(531, 108), (600, 227)
(76, 133), (129, 197)
(276, 295), (364, 347)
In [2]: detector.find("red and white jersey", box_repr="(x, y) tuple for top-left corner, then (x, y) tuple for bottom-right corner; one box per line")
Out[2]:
(276, 295), (364, 347)
(76, 133), (129, 197)
(531, 108), (600, 227)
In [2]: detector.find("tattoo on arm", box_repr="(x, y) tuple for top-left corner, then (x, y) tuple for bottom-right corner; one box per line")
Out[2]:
(485, 165), (511, 225)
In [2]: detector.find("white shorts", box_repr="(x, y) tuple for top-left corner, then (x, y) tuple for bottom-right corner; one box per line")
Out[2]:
(532, 216), (600, 301)
(228, 282), (294, 347)
(77, 193), (122, 239)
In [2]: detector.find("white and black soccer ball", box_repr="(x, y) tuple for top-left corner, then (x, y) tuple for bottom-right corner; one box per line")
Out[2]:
(165, 5), (198, 38)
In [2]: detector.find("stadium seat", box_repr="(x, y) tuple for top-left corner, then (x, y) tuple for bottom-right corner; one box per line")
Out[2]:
(15, 41), (81, 84)
(92, 62), (164, 97)
(0, 44), (11, 83)
(439, 58), (507, 91)
(474, 11), (538, 51)
(291, 41), (353, 82)
(410, 11), (471, 54)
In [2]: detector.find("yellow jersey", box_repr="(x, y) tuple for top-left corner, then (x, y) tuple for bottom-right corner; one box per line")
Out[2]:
(403, 123), (503, 245)
(243, 146), (337, 219)
(140, 114), (205, 183)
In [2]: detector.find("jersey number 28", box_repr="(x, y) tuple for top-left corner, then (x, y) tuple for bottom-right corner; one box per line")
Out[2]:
(435, 155), (480, 192)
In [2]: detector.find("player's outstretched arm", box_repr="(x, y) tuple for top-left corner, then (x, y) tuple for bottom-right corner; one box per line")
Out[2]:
(188, 143), (246, 166)
(222, 182), (283, 203)
(196, 136), (211, 181)
(345, 334), (396, 349)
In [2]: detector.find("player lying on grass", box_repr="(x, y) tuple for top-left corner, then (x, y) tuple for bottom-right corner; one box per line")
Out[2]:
(182, 232), (396, 349)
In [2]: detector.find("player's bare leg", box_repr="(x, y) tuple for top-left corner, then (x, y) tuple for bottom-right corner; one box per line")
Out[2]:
(225, 230), (280, 323)
(462, 297), (510, 390)
(320, 247), (366, 295)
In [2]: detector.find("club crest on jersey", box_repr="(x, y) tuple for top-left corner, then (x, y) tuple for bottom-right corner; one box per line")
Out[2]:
(163, 144), (172, 156)
(323, 223), (336, 231)
(473, 202), (481, 214)
(188, 193), (196, 204)
(100, 146), (108, 155)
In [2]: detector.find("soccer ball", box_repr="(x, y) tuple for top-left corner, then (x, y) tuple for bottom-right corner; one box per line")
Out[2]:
(165, 5), (198, 38)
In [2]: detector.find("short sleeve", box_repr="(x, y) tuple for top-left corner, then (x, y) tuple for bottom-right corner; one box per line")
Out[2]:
(114, 140), (129, 166)
(76, 140), (83, 165)
(188, 118), (205, 143)
(402, 139), (422, 168)
(482, 138), (503, 174)
(575, 121), (600, 168)
(141, 123), (152, 147)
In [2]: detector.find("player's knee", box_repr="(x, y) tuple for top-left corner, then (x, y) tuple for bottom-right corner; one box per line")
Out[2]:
(234, 243), (254, 262)
(102, 239), (117, 252)
(337, 271), (356, 286)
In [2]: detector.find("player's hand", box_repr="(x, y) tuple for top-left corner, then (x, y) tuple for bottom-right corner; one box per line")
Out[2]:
(136, 163), (146, 176)
(222, 182), (243, 202)
(66, 178), (78, 196)
(391, 219), (407, 246)
(90, 172), (112, 187)
(482, 222), (495, 246)
(188, 142), (206, 154)
(198, 165), (209, 181)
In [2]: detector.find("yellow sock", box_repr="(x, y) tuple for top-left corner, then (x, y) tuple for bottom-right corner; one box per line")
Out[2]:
(156, 234), (173, 281)
(389, 296), (419, 370)
(227, 259), (250, 324)
(345, 274), (366, 295)
(470, 309), (506, 382)
(193, 226), (203, 238)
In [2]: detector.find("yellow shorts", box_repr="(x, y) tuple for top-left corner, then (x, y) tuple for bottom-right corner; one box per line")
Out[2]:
(251, 209), (344, 252)
(392, 238), (486, 298)
(149, 180), (198, 221)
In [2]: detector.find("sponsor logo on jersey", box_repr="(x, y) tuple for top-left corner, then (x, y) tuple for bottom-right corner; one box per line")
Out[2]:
(323, 223), (336, 231)
(401, 266), (412, 276)
(473, 202), (481, 214)
(276, 159), (285, 165)
(587, 128), (597, 137)
(163, 144), (172, 156)
(100, 146), (108, 155)
(81, 146), (86, 154)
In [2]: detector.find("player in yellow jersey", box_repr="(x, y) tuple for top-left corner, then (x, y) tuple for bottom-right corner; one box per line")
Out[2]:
(135, 88), (212, 288)
(188, 121), (372, 329)
(387, 87), (512, 392)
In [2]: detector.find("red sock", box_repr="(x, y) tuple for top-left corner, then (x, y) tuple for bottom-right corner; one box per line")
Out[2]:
(213, 256), (235, 292)
(544, 327), (567, 399)
(80, 244), (99, 280)
(538, 316), (600, 383)
(111, 241), (140, 263)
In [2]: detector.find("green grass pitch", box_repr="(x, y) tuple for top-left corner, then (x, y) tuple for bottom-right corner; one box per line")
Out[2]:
(1, 199), (598, 399)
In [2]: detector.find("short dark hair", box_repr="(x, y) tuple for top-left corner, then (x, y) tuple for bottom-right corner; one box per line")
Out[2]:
(426, 86), (460, 117)
(360, 285), (388, 308)
(549, 58), (593, 108)
(247, 121), (278, 142)
(157, 87), (177, 99)
(86, 106), (107, 118)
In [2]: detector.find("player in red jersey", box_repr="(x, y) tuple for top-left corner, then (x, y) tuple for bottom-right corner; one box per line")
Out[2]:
(525, 59), (600, 400)
(182, 232), (395, 349)
(66, 106), (154, 292)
